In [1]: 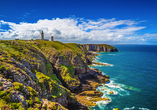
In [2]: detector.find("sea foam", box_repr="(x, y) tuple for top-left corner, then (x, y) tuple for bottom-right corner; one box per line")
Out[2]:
(97, 80), (130, 98)
(108, 54), (116, 55)
(96, 100), (111, 109)
(124, 107), (150, 110)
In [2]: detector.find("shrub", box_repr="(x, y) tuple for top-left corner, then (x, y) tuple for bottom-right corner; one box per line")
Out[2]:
(13, 82), (24, 91)
(11, 103), (21, 109)
(0, 90), (11, 102)
(0, 65), (5, 72)
(34, 97), (42, 104)
(26, 100), (33, 106)
(27, 86), (37, 96)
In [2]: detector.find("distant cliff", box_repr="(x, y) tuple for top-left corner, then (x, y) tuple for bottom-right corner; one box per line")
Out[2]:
(82, 44), (118, 52)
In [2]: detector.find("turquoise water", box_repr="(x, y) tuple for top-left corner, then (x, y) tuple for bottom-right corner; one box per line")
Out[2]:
(90, 45), (157, 110)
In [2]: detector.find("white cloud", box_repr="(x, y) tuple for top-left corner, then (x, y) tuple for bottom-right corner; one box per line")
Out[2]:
(0, 17), (154, 44)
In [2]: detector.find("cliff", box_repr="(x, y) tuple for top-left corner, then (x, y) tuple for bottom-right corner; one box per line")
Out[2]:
(82, 44), (118, 52)
(0, 40), (111, 110)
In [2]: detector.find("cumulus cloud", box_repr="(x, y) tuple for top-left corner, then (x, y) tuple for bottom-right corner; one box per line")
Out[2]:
(0, 17), (153, 44)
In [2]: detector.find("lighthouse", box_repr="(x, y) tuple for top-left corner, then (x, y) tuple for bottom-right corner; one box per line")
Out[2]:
(41, 31), (44, 40)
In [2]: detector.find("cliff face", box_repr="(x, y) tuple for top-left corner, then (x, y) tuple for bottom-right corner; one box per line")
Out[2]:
(0, 40), (112, 110)
(82, 44), (118, 52)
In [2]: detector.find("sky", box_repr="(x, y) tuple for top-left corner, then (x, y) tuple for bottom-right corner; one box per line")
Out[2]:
(0, 0), (157, 45)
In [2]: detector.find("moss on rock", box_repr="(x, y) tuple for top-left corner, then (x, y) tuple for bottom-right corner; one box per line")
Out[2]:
(26, 86), (37, 96)
(13, 82), (24, 91)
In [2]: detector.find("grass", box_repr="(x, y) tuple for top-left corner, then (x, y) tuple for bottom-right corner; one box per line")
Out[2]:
(27, 86), (37, 96)
(36, 71), (67, 98)
(0, 65), (5, 72)
(59, 64), (80, 87)
(13, 82), (24, 91)
(34, 97), (42, 104)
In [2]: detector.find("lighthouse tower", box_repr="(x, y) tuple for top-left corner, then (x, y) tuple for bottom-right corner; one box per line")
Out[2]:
(41, 31), (44, 40)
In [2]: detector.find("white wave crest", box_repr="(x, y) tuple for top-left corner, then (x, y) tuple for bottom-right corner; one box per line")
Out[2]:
(124, 107), (150, 110)
(124, 106), (135, 110)
(95, 56), (100, 59)
(139, 108), (150, 110)
(96, 99), (111, 109)
(97, 80), (130, 97)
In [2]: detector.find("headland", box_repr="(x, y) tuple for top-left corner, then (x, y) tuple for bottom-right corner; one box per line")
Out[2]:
(0, 40), (118, 110)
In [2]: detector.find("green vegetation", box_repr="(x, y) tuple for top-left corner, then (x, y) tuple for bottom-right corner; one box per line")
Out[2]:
(0, 89), (25, 109)
(46, 62), (53, 74)
(27, 86), (37, 96)
(34, 97), (42, 104)
(0, 90), (11, 102)
(13, 82), (24, 91)
(36, 71), (67, 98)
(0, 99), (24, 110)
(51, 74), (60, 83)
(26, 99), (33, 106)
(0, 65), (5, 72)
(60, 64), (80, 87)
(11, 103), (22, 109)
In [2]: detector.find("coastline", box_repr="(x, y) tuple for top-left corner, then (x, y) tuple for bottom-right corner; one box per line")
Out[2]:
(0, 40), (119, 110)
(88, 49), (150, 110)
(88, 52), (113, 67)
(74, 52), (114, 109)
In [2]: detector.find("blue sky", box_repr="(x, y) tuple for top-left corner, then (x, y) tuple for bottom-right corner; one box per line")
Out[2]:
(0, 0), (157, 44)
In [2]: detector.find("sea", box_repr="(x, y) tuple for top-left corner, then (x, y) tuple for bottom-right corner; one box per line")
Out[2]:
(89, 45), (157, 110)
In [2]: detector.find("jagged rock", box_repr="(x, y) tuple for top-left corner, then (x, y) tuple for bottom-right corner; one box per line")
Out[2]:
(21, 59), (31, 70)
(109, 91), (114, 94)
(10, 91), (24, 102)
(72, 56), (89, 74)
(0, 77), (13, 90)
(23, 87), (30, 96)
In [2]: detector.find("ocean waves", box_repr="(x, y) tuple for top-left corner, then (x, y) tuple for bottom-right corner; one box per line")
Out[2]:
(90, 80), (143, 110)
(107, 54), (116, 55)
(90, 45), (157, 110)
(97, 80), (130, 98)
(124, 106), (150, 110)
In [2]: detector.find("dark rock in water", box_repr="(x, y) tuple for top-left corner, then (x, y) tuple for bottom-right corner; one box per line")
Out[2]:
(78, 68), (110, 92)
